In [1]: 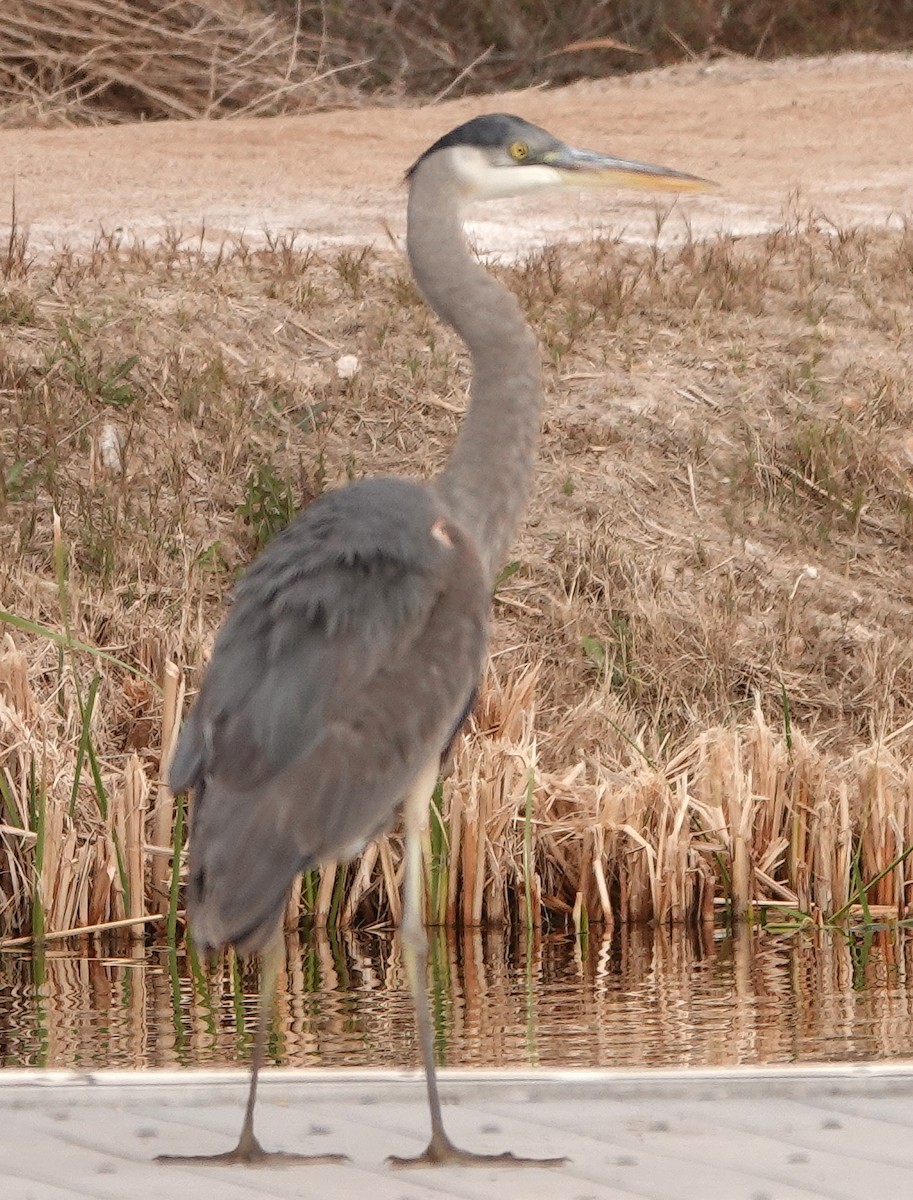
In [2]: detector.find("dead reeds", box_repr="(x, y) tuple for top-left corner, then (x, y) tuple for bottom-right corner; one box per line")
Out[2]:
(0, 0), (358, 126)
(3, 638), (913, 943)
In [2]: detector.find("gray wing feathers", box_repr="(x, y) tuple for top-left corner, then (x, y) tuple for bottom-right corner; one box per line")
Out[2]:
(168, 701), (203, 795)
(171, 477), (488, 954)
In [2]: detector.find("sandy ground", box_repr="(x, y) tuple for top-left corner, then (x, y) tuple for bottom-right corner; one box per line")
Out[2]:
(1, 52), (912, 256)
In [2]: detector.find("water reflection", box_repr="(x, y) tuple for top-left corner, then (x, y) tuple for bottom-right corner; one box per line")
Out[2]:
(1, 925), (912, 1071)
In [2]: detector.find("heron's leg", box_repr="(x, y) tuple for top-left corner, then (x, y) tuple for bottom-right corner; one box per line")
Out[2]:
(387, 765), (566, 1170)
(157, 926), (347, 1167)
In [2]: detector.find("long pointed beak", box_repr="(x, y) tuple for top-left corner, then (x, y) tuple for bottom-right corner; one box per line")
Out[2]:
(547, 145), (715, 193)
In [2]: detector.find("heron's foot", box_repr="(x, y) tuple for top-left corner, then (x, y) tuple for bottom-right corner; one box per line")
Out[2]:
(387, 1130), (567, 1169)
(156, 1130), (348, 1167)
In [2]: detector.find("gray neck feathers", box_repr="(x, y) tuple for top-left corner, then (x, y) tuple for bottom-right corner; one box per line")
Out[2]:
(406, 152), (543, 584)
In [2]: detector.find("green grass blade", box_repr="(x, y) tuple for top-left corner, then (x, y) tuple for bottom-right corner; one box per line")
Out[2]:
(428, 782), (448, 926)
(327, 863), (347, 929)
(831, 842), (913, 924)
(30, 758), (46, 945)
(0, 610), (159, 689)
(0, 765), (18, 828)
(523, 768), (535, 932)
(166, 946), (186, 1054)
(68, 672), (100, 819)
(166, 790), (185, 947)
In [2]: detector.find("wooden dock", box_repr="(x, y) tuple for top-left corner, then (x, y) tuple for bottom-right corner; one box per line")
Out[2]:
(2, 1063), (913, 1198)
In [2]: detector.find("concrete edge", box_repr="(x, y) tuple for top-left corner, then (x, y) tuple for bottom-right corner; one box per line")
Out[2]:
(3, 1062), (913, 1109)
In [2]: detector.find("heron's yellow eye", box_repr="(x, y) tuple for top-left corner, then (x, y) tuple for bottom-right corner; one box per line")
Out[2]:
(509, 141), (529, 161)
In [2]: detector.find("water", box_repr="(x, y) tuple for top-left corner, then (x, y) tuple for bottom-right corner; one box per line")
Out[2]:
(2, 924), (912, 1071)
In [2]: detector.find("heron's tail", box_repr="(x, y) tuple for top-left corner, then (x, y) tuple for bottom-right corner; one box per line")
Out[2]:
(185, 776), (307, 957)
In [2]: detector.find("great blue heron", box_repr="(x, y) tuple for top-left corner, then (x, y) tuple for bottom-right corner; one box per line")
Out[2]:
(162, 113), (711, 1169)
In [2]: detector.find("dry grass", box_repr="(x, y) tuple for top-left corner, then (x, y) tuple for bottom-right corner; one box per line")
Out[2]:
(2, 213), (913, 942)
(2, 2), (912, 126)
(0, 0), (358, 126)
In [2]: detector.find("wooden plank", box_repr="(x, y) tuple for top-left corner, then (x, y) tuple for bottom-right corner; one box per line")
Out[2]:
(2, 1067), (912, 1200)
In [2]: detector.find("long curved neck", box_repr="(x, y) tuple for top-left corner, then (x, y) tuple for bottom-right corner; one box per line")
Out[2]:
(407, 155), (543, 584)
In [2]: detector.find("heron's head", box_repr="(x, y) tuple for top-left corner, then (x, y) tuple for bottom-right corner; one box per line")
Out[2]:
(406, 113), (714, 201)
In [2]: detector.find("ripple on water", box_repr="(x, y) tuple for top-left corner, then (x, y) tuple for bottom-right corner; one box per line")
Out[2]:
(2, 924), (913, 1070)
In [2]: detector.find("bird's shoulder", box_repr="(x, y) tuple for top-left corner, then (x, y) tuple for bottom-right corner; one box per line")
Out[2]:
(232, 476), (463, 636)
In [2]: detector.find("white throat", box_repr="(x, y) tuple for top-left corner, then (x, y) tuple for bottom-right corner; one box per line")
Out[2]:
(447, 145), (563, 202)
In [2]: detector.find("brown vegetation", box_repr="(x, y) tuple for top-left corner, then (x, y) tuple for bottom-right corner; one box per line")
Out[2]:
(0, 0), (355, 126)
(2, 1), (912, 126)
(2, 213), (913, 942)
